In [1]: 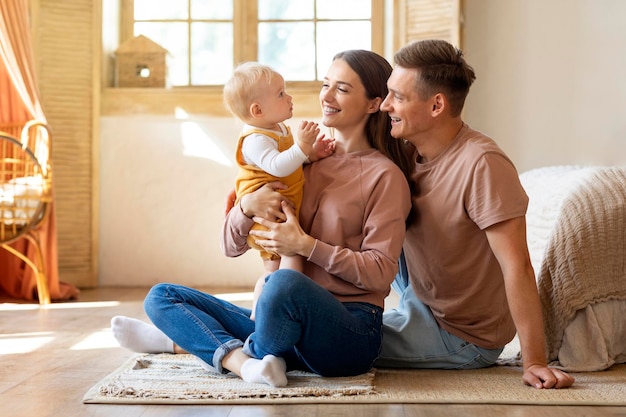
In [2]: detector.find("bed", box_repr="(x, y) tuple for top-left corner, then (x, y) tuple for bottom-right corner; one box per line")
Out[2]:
(519, 165), (626, 371)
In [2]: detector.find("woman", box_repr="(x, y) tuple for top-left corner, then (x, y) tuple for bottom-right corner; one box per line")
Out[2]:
(111, 50), (414, 387)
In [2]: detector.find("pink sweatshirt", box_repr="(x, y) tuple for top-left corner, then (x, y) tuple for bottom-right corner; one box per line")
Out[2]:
(222, 148), (411, 308)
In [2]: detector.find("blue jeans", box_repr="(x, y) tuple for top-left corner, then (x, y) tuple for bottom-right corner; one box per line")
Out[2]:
(375, 251), (504, 369)
(144, 269), (383, 377)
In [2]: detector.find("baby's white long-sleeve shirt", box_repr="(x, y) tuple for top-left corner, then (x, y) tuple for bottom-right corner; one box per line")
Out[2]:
(241, 124), (307, 177)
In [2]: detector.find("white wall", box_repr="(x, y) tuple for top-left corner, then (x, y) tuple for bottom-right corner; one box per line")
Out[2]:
(99, 0), (626, 287)
(463, 0), (626, 172)
(99, 115), (321, 288)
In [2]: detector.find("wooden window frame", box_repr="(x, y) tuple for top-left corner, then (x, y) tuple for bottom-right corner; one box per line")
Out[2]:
(103, 0), (459, 117)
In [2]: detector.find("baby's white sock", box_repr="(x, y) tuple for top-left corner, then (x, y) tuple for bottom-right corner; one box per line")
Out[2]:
(240, 355), (287, 387)
(110, 316), (174, 353)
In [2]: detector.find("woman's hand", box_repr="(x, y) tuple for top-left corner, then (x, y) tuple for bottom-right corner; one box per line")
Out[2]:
(251, 202), (316, 258)
(239, 181), (291, 221)
(224, 188), (237, 216)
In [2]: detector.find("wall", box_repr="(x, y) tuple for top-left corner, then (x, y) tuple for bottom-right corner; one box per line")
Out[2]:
(99, 115), (320, 288)
(462, 0), (626, 172)
(99, 0), (626, 287)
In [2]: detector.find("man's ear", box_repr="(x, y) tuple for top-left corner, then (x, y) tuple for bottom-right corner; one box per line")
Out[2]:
(367, 97), (383, 114)
(431, 93), (445, 116)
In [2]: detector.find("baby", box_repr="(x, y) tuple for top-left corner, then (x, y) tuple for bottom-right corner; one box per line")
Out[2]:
(223, 62), (334, 319)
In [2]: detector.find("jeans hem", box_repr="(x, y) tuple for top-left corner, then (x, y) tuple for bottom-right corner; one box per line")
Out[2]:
(212, 339), (244, 374)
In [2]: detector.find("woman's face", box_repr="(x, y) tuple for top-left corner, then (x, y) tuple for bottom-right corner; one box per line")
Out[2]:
(319, 58), (377, 131)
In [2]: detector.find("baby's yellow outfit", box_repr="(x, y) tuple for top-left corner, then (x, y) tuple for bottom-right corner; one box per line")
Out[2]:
(234, 125), (305, 260)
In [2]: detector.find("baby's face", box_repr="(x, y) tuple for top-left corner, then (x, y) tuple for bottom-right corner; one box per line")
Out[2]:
(255, 73), (293, 126)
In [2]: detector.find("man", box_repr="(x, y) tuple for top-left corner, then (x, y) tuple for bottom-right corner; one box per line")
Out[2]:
(375, 39), (574, 389)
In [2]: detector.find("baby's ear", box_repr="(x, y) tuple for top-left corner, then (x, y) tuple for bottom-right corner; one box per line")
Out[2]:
(250, 102), (263, 118)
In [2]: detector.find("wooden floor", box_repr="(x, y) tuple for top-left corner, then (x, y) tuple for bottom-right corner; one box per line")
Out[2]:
(1, 287), (625, 417)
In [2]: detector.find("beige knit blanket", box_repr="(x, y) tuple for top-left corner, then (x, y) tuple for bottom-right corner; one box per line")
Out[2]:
(521, 166), (626, 361)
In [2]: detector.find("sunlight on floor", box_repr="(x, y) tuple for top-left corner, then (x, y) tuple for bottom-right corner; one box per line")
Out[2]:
(70, 328), (119, 351)
(0, 332), (55, 354)
(0, 301), (121, 312)
(0, 301), (123, 354)
(0, 291), (256, 354)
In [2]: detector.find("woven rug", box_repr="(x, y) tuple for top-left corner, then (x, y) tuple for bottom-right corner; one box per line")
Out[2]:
(83, 353), (626, 405)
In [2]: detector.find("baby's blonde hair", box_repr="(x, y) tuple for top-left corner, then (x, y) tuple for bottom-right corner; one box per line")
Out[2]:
(223, 62), (277, 121)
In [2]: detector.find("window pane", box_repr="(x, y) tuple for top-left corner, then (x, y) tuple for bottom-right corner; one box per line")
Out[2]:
(135, 22), (189, 86)
(191, 0), (233, 20)
(258, 22), (316, 81)
(135, 0), (187, 20)
(191, 23), (233, 85)
(316, 0), (371, 19)
(258, 0), (313, 20)
(316, 21), (371, 80)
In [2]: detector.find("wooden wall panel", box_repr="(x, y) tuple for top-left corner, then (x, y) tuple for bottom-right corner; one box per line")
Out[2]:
(35, 0), (98, 287)
(395, 0), (461, 49)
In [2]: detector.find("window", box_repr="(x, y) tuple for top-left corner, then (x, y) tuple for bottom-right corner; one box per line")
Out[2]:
(121, 0), (384, 87)
(130, 0), (233, 86)
(105, 0), (459, 116)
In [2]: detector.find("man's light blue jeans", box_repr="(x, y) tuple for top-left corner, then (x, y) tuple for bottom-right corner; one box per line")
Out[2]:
(144, 269), (383, 376)
(376, 251), (504, 369)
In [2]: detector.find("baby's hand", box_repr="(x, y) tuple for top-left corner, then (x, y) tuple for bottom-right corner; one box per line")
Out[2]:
(309, 135), (335, 161)
(298, 120), (320, 144)
(296, 120), (320, 157)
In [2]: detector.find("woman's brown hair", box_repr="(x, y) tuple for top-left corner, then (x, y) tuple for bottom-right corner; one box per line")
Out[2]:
(333, 50), (416, 195)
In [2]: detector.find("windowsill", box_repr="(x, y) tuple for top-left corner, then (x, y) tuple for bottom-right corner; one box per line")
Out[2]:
(100, 85), (323, 117)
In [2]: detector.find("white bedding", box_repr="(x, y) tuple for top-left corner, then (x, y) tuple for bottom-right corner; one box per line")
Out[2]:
(519, 165), (626, 371)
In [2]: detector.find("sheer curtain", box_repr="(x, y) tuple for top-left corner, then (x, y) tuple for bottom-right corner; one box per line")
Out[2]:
(0, 0), (78, 301)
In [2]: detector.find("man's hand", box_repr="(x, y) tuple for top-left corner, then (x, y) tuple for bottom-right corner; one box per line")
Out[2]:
(485, 217), (575, 390)
(523, 364), (575, 389)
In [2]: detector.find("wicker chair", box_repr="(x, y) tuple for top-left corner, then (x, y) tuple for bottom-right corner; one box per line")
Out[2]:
(0, 120), (52, 304)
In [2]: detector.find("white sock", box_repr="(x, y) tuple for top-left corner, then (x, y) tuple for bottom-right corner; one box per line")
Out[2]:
(240, 355), (288, 387)
(110, 316), (174, 353)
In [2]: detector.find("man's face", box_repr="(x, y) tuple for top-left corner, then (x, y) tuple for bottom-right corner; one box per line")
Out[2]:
(381, 66), (434, 143)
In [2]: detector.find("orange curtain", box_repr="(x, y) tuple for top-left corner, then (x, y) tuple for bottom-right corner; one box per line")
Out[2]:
(0, 0), (78, 301)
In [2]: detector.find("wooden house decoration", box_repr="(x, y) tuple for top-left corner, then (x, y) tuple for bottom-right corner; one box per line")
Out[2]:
(115, 35), (169, 88)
